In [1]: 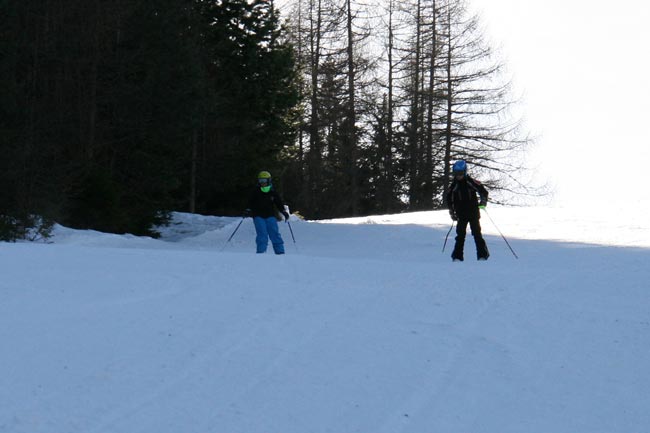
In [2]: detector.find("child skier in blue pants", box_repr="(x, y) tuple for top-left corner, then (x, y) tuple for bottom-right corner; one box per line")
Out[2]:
(245, 171), (290, 254)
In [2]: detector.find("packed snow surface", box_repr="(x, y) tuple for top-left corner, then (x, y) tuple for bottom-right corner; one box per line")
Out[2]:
(2, 206), (649, 433)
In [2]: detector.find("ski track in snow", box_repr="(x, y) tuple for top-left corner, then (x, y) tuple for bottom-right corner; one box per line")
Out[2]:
(1, 207), (650, 433)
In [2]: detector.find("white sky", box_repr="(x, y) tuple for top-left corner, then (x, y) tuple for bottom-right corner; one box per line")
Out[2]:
(468, 0), (650, 207)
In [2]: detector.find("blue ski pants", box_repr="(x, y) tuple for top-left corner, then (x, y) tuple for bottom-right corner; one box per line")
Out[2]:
(253, 216), (285, 254)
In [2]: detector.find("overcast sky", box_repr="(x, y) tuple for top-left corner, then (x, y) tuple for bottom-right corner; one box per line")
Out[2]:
(469, 0), (650, 207)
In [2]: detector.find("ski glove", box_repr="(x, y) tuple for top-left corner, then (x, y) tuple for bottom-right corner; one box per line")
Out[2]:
(282, 211), (290, 221)
(243, 208), (251, 217)
(449, 210), (458, 221)
(478, 200), (487, 209)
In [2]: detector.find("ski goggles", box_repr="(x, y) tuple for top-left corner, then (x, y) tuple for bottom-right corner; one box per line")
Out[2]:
(258, 178), (270, 185)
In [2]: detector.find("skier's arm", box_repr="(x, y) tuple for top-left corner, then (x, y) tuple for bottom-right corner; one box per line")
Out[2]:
(272, 190), (290, 220)
(445, 183), (457, 220)
(445, 183), (454, 209)
(472, 179), (489, 205)
(246, 190), (256, 216)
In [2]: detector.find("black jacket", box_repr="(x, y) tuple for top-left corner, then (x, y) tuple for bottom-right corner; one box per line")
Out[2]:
(446, 176), (488, 220)
(248, 186), (285, 219)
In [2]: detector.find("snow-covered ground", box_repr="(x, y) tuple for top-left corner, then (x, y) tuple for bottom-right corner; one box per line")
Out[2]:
(2, 206), (649, 433)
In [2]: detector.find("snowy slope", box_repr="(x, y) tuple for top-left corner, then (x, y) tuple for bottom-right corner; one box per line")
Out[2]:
(1, 207), (649, 433)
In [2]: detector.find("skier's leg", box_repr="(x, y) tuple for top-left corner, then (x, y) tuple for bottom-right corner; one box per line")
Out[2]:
(452, 219), (468, 261)
(470, 217), (489, 260)
(266, 217), (285, 254)
(253, 217), (269, 253)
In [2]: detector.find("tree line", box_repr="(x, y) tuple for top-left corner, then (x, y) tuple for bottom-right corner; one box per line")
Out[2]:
(280, 0), (533, 219)
(0, 0), (531, 240)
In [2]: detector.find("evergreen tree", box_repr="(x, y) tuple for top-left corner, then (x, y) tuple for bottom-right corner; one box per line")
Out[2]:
(197, 0), (300, 215)
(0, 0), (300, 236)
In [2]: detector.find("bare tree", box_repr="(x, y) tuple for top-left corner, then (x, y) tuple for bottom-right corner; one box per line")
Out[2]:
(436, 0), (530, 204)
(284, 0), (374, 218)
(279, 0), (535, 216)
(421, 0), (439, 208)
(406, 0), (424, 209)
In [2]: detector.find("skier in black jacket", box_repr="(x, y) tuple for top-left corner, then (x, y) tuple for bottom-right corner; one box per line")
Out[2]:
(445, 160), (489, 261)
(245, 171), (290, 254)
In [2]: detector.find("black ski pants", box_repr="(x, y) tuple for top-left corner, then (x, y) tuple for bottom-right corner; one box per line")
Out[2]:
(452, 217), (489, 260)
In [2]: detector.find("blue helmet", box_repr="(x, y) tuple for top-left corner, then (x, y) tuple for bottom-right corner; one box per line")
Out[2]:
(452, 160), (467, 175)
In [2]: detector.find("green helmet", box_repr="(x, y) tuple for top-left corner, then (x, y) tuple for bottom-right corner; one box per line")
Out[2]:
(257, 171), (272, 192)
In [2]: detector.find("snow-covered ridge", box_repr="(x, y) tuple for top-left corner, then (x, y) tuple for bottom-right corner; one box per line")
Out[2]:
(51, 205), (650, 250)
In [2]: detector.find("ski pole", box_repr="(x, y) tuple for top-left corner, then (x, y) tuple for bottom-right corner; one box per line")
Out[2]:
(442, 221), (455, 253)
(221, 217), (246, 251)
(481, 208), (519, 259)
(287, 221), (296, 243)
(287, 219), (298, 248)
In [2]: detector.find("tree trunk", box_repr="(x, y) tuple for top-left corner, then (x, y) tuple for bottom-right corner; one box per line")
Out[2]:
(422, 0), (437, 208)
(408, 0), (422, 209)
(345, 0), (358, 215)
(87, 0), (100, 162)
(443, 5), (453, 204)
(305, 0), (323, 216)
(190, 124), (198, 213)
(385, 0), (395, 211)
